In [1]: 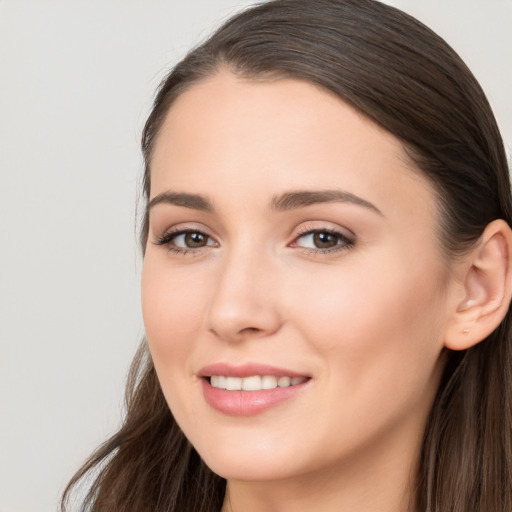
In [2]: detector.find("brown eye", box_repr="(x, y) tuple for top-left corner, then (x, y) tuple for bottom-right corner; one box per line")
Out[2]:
(155, 229), (217, 252)
(293, 228), (355, 253)
(184, 231), (209, 248)
(313, 231), (339, 249)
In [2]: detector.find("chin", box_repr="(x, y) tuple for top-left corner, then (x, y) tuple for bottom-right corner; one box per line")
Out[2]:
(203, 455), (296, 482)
(191, 432), (307, 482)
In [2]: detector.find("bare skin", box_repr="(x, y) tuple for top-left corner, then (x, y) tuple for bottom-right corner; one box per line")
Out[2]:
(142, 71), (512, 512)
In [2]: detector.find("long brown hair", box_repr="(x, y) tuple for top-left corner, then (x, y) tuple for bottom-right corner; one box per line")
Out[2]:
(61, 1), (512, 510)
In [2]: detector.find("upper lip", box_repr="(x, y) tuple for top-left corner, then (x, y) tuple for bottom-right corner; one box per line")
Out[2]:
(198, 362), (309, 379)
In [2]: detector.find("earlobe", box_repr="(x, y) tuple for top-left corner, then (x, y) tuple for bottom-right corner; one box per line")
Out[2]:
(444, 219), (512, 351)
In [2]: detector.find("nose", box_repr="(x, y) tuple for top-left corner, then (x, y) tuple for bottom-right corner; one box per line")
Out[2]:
(206, 249), (282, 343)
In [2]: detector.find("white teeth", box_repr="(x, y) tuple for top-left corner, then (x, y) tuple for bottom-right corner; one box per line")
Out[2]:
(261, 375), (278, 389)
(241, 375), (261, 391)
(277, 376), (290, 387)
(226, 377), (242, 390)
(209, 375), (307, 391)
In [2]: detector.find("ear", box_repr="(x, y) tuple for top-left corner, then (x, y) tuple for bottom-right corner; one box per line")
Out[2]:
(444, 219), (512, 351)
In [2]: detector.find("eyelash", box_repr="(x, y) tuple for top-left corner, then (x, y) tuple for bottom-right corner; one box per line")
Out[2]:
(154, 227), (216, 256)
(291, 227), (355, 255)
(154, 226), (355, 256)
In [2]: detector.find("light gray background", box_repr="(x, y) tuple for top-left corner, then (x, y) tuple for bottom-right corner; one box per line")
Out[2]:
(0, 1), (510, 511)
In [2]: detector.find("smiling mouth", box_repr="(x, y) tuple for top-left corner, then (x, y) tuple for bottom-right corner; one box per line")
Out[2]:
(201, 371), (311, 415)
(208, 375), (309, 391)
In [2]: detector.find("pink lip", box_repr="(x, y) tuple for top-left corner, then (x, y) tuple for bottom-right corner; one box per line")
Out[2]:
(198, 363), (311, 417)
(198, 362), (308, 378)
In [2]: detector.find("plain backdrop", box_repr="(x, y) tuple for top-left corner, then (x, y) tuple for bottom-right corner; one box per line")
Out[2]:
(0, 1), (510, 511)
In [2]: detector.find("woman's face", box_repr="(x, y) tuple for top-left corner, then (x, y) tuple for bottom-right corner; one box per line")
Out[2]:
(142, 72), (454, 484)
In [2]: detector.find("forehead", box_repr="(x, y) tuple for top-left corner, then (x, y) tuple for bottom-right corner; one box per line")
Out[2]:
(150, 71), (437, 225)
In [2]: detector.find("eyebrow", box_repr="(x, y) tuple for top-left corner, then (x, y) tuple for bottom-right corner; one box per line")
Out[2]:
(148, 189), (382, 216)
(148, 191), (214, 212)
(270, 190), (383, 216)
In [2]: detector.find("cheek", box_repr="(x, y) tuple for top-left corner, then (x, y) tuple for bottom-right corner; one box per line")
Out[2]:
(288, 252), (446, 393)
(141, 255), (209, 370)
(141, 255), (215, 433)
(278, 255), (447, 459)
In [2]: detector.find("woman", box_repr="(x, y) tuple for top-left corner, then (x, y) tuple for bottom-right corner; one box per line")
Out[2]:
(62, 1), (512, 511)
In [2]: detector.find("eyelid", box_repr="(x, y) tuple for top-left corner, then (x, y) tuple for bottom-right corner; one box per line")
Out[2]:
(293, 222), (355, 239)
(153, 221), (216, 241)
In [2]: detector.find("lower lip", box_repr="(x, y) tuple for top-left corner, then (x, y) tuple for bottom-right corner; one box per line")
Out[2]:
(201, 378), (309, 416)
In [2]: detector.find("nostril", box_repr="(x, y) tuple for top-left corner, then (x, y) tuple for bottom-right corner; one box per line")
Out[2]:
(242, 327), (261, 334)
